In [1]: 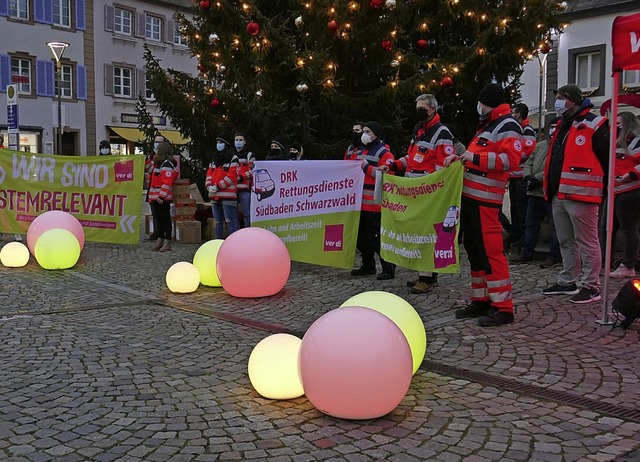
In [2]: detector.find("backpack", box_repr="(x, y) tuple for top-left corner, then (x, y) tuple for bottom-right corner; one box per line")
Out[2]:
(611, 279), (640, 329)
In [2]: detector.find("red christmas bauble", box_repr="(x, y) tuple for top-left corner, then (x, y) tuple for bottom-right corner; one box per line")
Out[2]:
(440, 76), (453, 88)
(539, 41), (552, 54)
(199, 0), (211, 11)
(198, 65), (206, 72)
(210, 97), (221, 108)
(327, 20), (339, 33)
(381, 40), (393, 51)
(246, 21), (260, 36)
(417, 39), (428, 49)
(370, 0), (384, 8)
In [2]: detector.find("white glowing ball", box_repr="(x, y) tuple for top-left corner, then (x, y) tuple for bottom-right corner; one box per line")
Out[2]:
(166, 262), (201, 293)
(0, 242), (30, 268)
(248, 334), (304, 400)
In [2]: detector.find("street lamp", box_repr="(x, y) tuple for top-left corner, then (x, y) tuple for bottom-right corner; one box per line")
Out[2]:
(47, 41), (69, 155)
(536, 41), (551, 139)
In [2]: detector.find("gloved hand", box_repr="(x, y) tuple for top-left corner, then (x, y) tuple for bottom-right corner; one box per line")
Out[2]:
(238, 174), (244, 182)
(526, 176), (541, 191)
(208, 185), (218, 194)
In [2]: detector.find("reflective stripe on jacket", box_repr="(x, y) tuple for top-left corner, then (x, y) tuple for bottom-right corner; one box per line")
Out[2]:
(614, 136), (640, 195)
(148, 159), (177, 202)
(510, 119), (536, 178)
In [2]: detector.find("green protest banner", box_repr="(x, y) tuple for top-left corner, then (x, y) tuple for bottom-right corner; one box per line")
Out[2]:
(0, 149), (145, 244)
(380, 162), (463, 273)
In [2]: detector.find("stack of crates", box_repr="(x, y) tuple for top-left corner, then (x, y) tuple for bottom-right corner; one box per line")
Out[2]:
(172, 179), (201, 243)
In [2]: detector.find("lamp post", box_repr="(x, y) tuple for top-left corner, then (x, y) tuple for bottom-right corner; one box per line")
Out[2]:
(536, 41), (551, 139)
(47, 41), (69, 155)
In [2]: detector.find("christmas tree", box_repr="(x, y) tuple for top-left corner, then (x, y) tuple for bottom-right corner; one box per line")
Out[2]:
(143, 0), (567, 161)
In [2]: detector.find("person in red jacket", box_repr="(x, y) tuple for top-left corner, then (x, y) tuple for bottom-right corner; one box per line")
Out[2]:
(234, 132), (254, 228)
(447, 83), (524, 327)
(344, 122), (364, 161)
(350, 121), (397, 280)
(379, 93), (457, 293)
(206, 134), (240, 239)
(542, 85), (609, 304)
(605, 112), (640, 278)
(147, 142), (177, 252)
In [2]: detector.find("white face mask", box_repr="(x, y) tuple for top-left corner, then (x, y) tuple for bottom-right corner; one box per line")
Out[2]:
(216, 142), (226, 152)
(100, 148), (110, 155)
(153, 142), (159, 152)
(234, 140), (245, 149)
(361, 132), (372, 145)
(477, 102), (485, 116)
(548, 127), (556, 137)
(554, 99), (568, 115)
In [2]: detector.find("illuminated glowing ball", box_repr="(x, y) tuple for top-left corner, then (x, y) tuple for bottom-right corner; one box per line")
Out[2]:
(34, 228), (81, 270)
(341, 291), (426, 374)
(27, 211), (85, 255)
(0, 242), (30, 268)
(248, 334), (304, 400)
(166, 262), (201, 293)
(216, 227), (290, 298)
(193, 239), (224, 287)
(299, 306), (413, 420)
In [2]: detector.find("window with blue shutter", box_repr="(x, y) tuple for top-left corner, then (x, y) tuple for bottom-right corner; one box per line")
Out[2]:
(0, 55), (10, 92)
(36, 60), (55, 97)
(77, 65), (86, 99)
(0, 0), (9, 17)
(35, 0), (52, 24)
(75, 0), (85, 30)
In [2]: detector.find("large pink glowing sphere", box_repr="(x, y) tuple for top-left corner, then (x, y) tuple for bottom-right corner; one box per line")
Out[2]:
(27, 211), (85, 255)
(216, 227), (290, 298)
(299, 306), (413, 420)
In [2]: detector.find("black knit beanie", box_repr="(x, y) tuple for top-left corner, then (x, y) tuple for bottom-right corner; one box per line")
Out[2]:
(363, 121), (382, 138)
(478, 83), (506, 108)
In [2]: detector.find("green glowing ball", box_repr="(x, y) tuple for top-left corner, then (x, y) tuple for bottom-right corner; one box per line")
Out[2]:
(34, 228), (81, 270)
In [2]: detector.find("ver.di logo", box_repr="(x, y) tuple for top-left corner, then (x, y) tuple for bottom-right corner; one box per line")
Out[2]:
(252, 168), (276, 201)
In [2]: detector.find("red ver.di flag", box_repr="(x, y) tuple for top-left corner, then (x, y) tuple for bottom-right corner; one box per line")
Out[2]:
(612, 12), (640, 72)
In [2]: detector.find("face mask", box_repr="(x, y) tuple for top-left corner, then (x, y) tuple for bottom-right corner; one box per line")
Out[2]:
(216, 142), (226, 152)
(476, 102), (485, 116)
(270, 148), (282, 156)
(289, 150), (299, 160)
(361, 132), (372, 145)
(352, 132), (362, 144)
(416, 108), (430, 121)
(554, 99), (568, 115)
(100, 148), (110, 155)
(548, 127), (556, 137)
(235, 140), (245, 149)
(153, 142), (159, 151)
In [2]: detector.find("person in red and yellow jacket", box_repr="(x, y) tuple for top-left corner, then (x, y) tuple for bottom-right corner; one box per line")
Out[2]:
(379, 93), (457, 294)
(147, 142), (177, 252)
(447, 83), (524, 327)
(542, 84), (609, 304)
(349, 121), (397, 280)
(205, 134), (240, 239)
(506, 103), (537, 248)
(604, 111), (640, 278)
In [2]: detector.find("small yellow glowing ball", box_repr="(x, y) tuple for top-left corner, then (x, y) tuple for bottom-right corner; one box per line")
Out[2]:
(193, 239), (224, 287)
(341, 291), (426, 374)
(166, 262), (201, 293)
(34, 229), (81, 270)
(0, 242), (30, 268)
(248, 334), (304, 400)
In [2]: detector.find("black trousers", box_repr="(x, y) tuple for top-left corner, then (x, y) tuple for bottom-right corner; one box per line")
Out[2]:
(150, 201), (172, 240)
(356, 210), (394, 272)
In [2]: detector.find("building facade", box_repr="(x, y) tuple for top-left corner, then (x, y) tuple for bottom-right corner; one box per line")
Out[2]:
(0, 0), (194, 156)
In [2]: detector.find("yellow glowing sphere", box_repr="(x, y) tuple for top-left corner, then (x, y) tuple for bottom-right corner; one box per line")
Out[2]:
(192, 239), (224, 287)
(34, 229), (81, 270)
(340, 291), (426, 374)
(0, 242), (30, 268)
(166, 262), (201, 293)
(248, 334), (304, 400)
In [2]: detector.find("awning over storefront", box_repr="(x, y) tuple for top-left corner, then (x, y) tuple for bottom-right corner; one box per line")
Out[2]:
(109, 127), (190, 145)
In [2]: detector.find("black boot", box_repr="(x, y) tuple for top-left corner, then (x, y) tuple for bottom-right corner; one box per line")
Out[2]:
(351, 266), (376, 276)
(455, 300), (491, 319)
(377, 261), (396, 280)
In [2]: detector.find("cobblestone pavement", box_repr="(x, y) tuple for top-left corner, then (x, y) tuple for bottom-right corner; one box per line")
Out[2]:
(1, 232), (640, 462)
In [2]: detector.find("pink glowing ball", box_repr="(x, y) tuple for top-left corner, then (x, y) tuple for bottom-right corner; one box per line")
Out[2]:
(216, 227), (290, 297)
(27, 211), (85, 255)
(299, 306), (413, 420)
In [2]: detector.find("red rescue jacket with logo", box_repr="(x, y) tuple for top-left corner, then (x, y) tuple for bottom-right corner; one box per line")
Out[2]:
(388, 114), (454, 177)
(544, 112), (607, 204)
(148, 159), (177, 202)
(510, 118), (536, 178)
(356, 139), (395, 212)
(463, 104), (524, 206)
(205, 155), (239, 201)
(236, 150), (254, 191)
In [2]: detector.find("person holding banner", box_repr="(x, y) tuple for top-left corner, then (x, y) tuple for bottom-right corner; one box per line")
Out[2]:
(351, 121), (397, 280)
(234, 132), (254, 228)
(600, 112), (640, 279)
(344, 123), (364, 161)
(541, 85), (609, 304)
(379, 94), (457, 294)
(206, 134), (240, 239)
(148, 142), (178, 252)
(448, 83), (524, 327)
